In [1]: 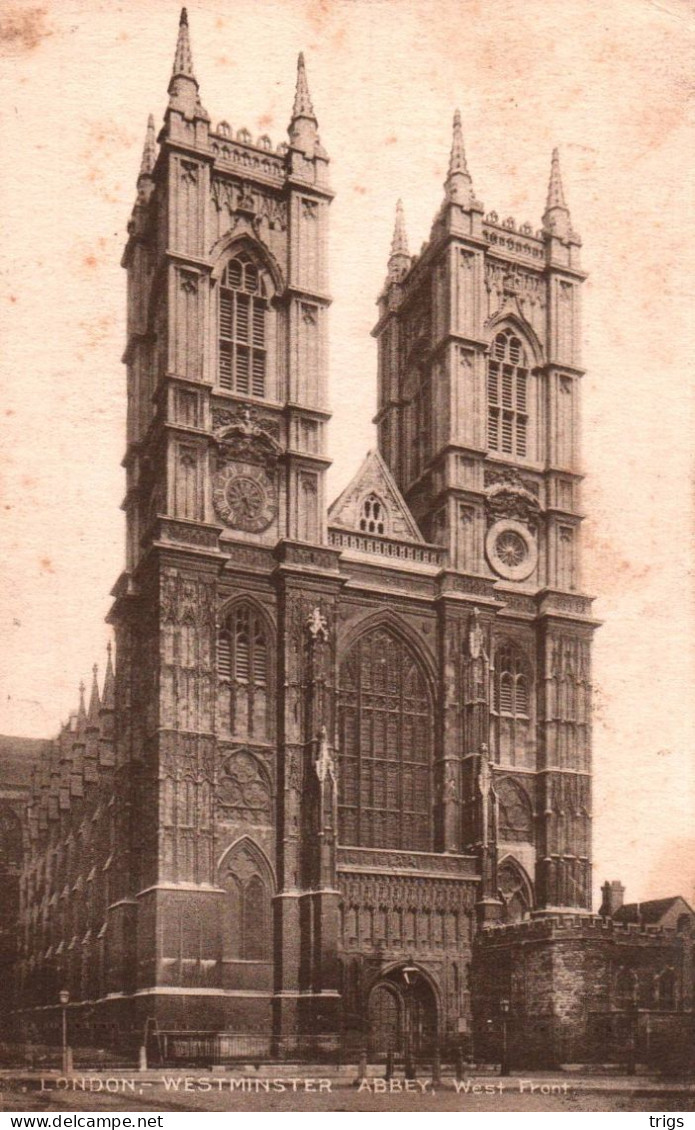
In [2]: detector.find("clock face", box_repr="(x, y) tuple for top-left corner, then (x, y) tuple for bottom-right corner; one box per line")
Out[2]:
(213, 465), (276, 532)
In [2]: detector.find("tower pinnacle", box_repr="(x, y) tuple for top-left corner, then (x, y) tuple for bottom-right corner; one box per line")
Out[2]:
(87, 664), (101, 726)
(289, 52), (319, 154)
(388, 199), (410, 281)
(542, 147), (571, 239)
(78, 680), (87, 723)
(444, 109), (474, 205)
(168, 8), (208, 120)
(139, 114), (157, 179)
(102, 642), (115, 712)
(292, 52), (317, 122)
(172, 8), (196, 82)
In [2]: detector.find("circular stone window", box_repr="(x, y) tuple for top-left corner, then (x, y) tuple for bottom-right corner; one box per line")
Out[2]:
(486, 519), (538, 582)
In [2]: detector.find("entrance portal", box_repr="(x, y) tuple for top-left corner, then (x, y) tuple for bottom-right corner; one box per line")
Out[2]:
(367, 966), (438, 1061)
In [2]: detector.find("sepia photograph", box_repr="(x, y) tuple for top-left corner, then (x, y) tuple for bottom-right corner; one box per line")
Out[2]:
(0, 0), (693, 1117)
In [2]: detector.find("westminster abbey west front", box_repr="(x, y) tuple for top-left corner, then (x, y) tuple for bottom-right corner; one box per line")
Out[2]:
(16, 10), (617, 1065)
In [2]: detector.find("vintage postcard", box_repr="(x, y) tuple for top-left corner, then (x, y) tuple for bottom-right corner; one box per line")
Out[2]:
(0, 0), (693, 1118)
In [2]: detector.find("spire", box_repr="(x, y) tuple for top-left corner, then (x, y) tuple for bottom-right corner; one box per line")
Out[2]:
(172, 8), (196, 83)
(542, 147), (571, 239)
(448, 109), (471, 179)
(390, 199), (409, 257)
(288, 52), (319, 154)
(444, 109), (474, 206)
(292, 52), (316, 123)
(167, 8), (208, 120)
(102, 642), (115, 711)
(388, 199), (410, 282)
(87, 664), (100, 726)
(545, 147), (566, 211)
(139, 114), (157, 179)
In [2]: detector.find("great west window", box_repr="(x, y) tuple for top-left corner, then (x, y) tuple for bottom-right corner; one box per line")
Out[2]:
(219, 255), (267, 397)
(338, 627), (433, 850)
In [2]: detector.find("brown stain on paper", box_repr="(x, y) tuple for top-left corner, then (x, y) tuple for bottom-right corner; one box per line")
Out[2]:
(0, 5), (51, 55)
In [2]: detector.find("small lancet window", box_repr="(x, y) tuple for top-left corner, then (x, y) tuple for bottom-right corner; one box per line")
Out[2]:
(359, 494), (387, 535)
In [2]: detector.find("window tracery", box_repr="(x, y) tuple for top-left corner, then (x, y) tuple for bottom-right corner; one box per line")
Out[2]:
(497, 858), (533, 923)
(338, 627), (433, 851)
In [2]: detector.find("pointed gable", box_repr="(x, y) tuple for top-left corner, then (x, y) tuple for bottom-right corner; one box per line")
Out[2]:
(328, 449), (424, 543)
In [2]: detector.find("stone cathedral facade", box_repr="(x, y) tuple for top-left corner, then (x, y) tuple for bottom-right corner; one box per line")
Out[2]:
(23, 10), (692, 1068)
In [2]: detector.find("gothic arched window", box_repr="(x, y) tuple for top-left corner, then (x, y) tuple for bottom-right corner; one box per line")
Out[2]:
(218, 254), (268, 397)
(338, 627), (433, 850)
(217, 604), (271, 740)
(487, 330), (530, 458)
(220, 841), (273, 962)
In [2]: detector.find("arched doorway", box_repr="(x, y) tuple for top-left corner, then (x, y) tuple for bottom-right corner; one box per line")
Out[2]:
(367, 965), (438, 1061)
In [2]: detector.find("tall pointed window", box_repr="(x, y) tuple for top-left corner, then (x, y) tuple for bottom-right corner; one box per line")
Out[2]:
(219, 255), (268, 397)
(487, 330), (529, 458)
(217, 604), (271, 740)
(338, 627), (433, 850)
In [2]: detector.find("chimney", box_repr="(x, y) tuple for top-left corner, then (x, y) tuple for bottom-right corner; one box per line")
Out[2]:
(599, 879), (625, 918)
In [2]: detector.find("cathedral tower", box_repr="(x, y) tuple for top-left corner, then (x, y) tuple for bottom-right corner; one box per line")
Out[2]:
(372, 116), (596, 916)
(110, 10), (341, 1041)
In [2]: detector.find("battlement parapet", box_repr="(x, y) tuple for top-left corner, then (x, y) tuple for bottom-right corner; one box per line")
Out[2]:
(476, 914), (683, 946)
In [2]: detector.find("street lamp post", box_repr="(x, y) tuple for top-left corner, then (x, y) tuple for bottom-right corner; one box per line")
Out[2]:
(59, 990), (70, 1075)
(500, 998), (510, 1077)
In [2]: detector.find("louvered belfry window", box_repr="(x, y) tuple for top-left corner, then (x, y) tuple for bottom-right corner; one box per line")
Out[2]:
(338, 627), (433, 851)
(219, 255), (267, 397)
(496, 645), (530, 717)
(217, 604), (269, 739)
(487, 330), (529, 458)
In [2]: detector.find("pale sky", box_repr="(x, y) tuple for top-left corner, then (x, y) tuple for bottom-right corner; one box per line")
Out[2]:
(0, 0), (693, 907)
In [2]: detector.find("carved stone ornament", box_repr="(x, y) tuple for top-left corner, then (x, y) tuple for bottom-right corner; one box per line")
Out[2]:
(485, 518), (538, 582)
(212, 405), (281, 440)
(485, 482), (541, 532)
(214, 408), (282, 471)
(307, 607), (329, 641)
(315, 726), (337, 785)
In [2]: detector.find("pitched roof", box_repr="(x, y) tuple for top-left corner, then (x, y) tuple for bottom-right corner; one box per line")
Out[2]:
(614, 896), (693, 925)
(328, 449), (424, 543)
